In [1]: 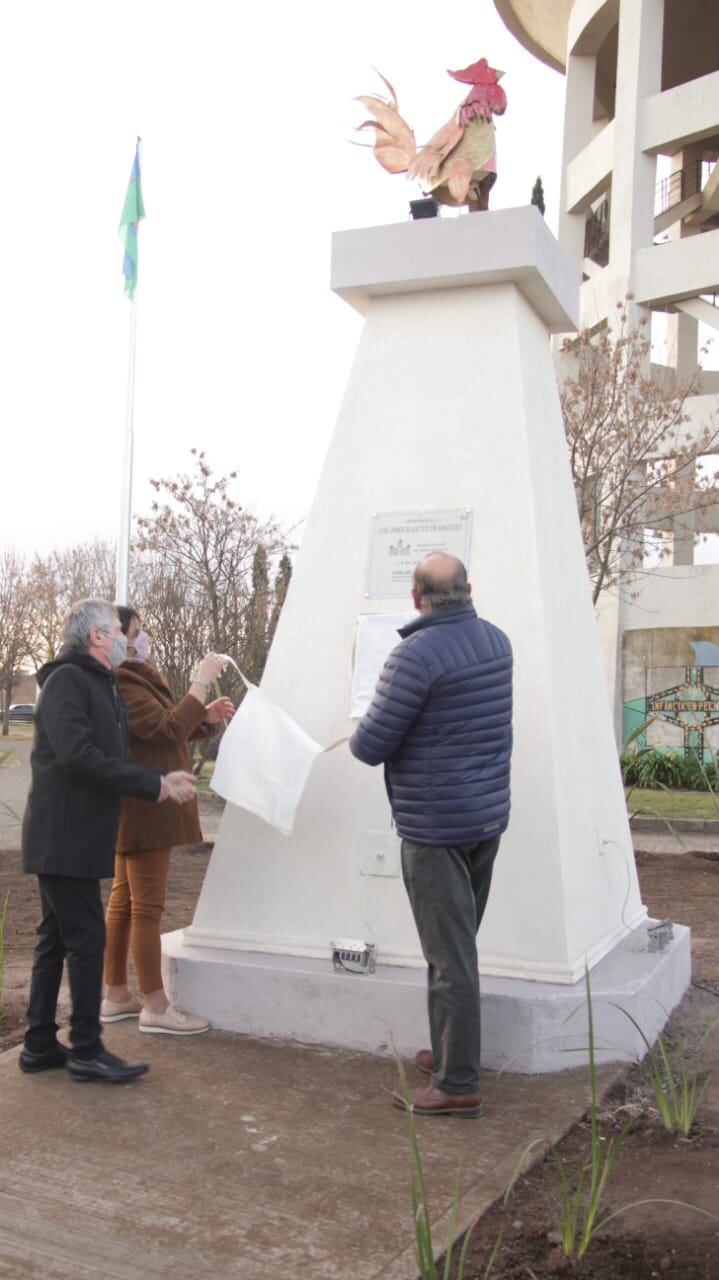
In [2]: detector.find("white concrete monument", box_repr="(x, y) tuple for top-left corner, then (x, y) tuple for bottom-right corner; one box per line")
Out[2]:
(164, 207), (689, 1071)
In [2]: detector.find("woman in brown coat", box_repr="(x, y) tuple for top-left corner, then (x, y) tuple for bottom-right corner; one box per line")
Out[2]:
(101, 607), (234, 1035)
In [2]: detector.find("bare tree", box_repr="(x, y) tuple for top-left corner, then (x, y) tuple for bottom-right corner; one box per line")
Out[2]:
(7, 459), (293, 766)
(129, 554), (209, 701)
(26, 539), (116, 668)
(133, 452), (291, 768)
(0, 550), (33, 735)
(560, 304), (719, 604)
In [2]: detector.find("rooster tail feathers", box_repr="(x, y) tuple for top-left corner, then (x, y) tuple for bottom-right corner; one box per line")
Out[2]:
(354, 88), (416, 172)
(375, 145), (418, 175)
(371, 68), (400, 110)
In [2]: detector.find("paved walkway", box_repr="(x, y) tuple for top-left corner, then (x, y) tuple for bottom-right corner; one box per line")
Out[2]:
(0, 738), (31, 848)
(632, 829), (719, 856)
(0, 1021), (615, 1280)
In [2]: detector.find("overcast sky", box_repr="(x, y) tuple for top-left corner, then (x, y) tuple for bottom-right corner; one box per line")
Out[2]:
(2, 1), (566, 559)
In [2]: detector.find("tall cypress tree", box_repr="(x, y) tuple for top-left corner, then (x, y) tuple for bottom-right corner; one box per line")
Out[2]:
(531, 176), (546, 216)
(268, 553), (292, 648)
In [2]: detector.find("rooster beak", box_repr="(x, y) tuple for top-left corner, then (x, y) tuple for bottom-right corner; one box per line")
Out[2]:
(495, 69), (505, 80)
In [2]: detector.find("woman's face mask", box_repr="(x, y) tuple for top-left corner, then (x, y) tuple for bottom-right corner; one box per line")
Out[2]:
(129, 629), (150, 663)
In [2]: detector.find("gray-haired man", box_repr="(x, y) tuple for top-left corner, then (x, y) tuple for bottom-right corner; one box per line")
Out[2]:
(350, 554), (513, 1117)
(21, 599), (196, 1084)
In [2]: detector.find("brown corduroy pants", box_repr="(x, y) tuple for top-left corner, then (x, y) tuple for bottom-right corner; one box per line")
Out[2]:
(103, 848), (172, 994)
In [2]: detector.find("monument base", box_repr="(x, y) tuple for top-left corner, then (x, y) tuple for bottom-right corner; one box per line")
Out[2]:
(162, 921), (690, 1073)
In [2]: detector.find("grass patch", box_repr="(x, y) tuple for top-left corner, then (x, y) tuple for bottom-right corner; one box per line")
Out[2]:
(626, 788), (719, 821)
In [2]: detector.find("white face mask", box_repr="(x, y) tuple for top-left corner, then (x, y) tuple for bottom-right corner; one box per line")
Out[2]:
(129, 629), (149, 663)
(107, 633), (128, 668)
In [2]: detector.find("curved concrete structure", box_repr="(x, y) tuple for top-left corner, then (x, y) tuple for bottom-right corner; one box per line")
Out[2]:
(497, 0), (719, 741)
(493, 0), (571, 72)
(495, 1), (719, 336)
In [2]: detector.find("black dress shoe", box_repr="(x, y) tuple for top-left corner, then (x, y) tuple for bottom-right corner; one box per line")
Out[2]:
(19, 1043), (70, 1073)
(67, 1047), (149, 1084)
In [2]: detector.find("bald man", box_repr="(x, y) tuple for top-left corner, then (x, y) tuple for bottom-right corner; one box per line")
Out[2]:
(350, 553), (513, 1117)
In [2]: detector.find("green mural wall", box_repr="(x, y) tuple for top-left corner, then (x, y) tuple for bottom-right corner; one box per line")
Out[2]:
(622, 628), (719, 760)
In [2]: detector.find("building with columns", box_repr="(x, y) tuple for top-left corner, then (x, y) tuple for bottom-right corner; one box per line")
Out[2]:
(496, 0), (719, 756)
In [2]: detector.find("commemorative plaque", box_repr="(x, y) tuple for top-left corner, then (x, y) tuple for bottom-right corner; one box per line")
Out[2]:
(366, 508), (472, 599)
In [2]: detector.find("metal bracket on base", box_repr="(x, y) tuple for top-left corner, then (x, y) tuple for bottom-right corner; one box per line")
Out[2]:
(331, 939), (377, 975)
(647, 919), (674, 952)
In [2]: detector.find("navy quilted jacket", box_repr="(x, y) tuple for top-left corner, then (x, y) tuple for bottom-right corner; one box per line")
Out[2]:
(350, 604), (512, 845)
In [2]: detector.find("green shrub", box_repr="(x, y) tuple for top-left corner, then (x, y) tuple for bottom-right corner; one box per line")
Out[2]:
(622, 749), (691, 790)
(684, 755), (719, 792)
(622, 748), (719, 792)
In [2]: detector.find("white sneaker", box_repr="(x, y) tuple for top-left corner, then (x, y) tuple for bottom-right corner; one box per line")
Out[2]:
(100, 994), (143, 1023)
(139, 1004), (210, 1036)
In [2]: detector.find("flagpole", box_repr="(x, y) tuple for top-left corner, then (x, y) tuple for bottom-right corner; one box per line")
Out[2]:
(115, 136), (144, 605)
(116, 291), (137, 604)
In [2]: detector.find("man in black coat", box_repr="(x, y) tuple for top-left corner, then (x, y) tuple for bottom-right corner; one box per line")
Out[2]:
(21, 598), (196, 1083)
(350, 553), (513, 1118)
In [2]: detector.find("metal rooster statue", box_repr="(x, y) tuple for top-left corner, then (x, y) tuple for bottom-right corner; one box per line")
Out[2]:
(356, 58), (506, 212)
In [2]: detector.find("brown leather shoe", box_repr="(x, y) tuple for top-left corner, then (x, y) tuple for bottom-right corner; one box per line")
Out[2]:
(415, 1049), (435, 1077)
(392, 1085), (483, 1118)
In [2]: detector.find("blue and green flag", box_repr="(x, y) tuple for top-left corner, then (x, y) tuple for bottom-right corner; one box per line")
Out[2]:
(119, 139), (145, 300)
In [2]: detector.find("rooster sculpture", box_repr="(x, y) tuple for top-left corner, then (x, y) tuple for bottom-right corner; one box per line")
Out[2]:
(356, 58), (506, 212)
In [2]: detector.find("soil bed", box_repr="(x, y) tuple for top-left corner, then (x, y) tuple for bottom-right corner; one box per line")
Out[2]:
(0, 842), (212, 1052)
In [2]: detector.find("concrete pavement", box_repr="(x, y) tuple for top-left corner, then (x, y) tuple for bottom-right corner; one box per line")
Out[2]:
(0, 1021), (615, 1280)
(0, 738), (32, 848)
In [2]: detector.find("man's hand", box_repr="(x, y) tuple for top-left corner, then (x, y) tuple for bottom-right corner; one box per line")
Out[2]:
(158, 771), (197, 804)
(205, 697), (235, 725)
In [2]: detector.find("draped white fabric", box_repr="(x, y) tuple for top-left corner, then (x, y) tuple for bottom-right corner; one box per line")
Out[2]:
(210, 675), (343, 835)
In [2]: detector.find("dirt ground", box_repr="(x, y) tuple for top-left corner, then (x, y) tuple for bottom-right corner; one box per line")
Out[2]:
(2, 845), (719, 1278)
(0, 842), (213, 1052)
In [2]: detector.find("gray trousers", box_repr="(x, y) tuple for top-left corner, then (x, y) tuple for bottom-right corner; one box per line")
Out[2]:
(401, 835), (500, 1094)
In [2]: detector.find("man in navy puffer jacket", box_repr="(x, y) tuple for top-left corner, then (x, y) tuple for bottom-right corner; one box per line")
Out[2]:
(350, 552), (512, 1118)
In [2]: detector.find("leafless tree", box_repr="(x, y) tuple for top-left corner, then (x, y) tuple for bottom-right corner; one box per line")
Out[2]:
(5, 459), (292, 765)
(0, 550), (33, 735)
(26, 539), (116, 668)
(129, 554), (209, 702)
(133, 452), (291, 768)
(560, 303), (719, 604)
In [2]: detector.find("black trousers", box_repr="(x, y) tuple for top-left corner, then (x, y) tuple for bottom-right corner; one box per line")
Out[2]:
(25, 875), (105, 1058)
(401, 835), (500, 1094)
